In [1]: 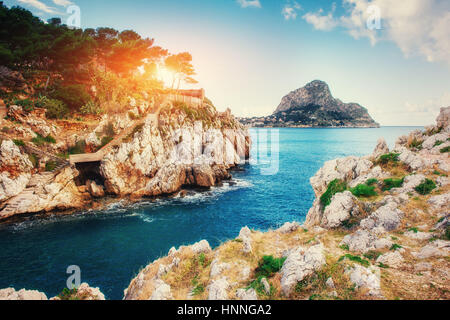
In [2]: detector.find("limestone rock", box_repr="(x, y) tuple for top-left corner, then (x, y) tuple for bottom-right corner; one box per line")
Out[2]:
(436, 106), (450, 129)
(341, 229), (379, 254)
(236, 288), (258, 300)
(321, 191), (360, 229)
(428, 194), (450, 210)
(238, 226), (251, 240)
(150, 280), (173, 300)
(75, 283), (105, 300)
(376, 251), (404, 268)
(0, 288), (47, 300)
(280, 244), (325, 296)
(207, 278), (229, 300)
(261, 278), (271, 295)
(277, 221), (300, 234)
(191, 240), (212, 254)
(87, 180), (105, 198)
(373, 138), (389, 158)
(210, 260), (231, 278)
(346, 265), (381, 297)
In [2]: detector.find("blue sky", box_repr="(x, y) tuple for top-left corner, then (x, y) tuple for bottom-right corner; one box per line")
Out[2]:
(5, 0), (450, 126)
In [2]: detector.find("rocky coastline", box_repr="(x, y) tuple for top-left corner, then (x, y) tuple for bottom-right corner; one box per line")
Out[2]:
(0, 101), (251, 224)
(1, 107), (448, 300)
(123, 107), (449, 301)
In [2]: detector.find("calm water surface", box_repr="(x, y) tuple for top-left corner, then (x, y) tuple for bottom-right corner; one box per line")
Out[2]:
(0, 127), (420, 299)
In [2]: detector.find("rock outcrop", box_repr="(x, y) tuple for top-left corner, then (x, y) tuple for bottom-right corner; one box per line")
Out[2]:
(241, 80), (379, 128)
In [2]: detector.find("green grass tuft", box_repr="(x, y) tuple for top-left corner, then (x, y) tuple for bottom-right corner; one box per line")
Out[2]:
(414, 179), (436, 195)
(320, 179), (347, 208)
(382, 177), (404, 191)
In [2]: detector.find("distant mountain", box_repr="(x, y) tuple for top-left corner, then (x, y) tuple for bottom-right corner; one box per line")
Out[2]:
(240, 80), (379, 128)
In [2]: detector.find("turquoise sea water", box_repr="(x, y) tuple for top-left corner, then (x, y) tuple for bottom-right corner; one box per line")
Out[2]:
(0, 127), (420, 300)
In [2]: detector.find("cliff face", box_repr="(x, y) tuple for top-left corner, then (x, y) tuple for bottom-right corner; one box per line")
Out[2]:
(100, 105), (250, 197)
(0, 100), (251, 221)
(123, 107), (449, 301)
(273, 80), (379, 127)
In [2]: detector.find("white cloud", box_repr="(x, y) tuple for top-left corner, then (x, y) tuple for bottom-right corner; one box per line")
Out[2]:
(237, 0), (261, 9)
(282, 1), (301, 21)
(17, 0), (58, 13)
(52, 0), (73, 7)
(302, 0), (450, 66)
(302, 8), (338, 30)
(405, 92), (450, 115)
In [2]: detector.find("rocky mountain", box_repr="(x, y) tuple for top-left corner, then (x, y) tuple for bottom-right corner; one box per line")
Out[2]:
(240, 80), (379, 128)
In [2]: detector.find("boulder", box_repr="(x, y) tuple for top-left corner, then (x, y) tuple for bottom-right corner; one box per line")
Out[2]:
(150, 280), (173, 300)
(280, 244), (326, 296)
(191, 240), (212, 254)
(376, 251), (404, 268)
(321, 191), (360, 229)
(0, 288), (47, 300)
(346, 265), (381, 297)
(341, 229), (379, 254)
(428, 194), (450, 210)
(372, 138), (389, 158)
(74, 283), (105, 300)
(87, 180), (105, 198)
(277, 221), (300, 234)
(207, 278), (229, 300)
(436, 106), (450, 129)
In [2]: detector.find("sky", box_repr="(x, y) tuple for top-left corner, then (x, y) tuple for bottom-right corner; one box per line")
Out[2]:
(4, 0), (450, 126)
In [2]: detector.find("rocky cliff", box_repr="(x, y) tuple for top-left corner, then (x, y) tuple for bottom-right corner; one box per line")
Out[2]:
(240, 80), (379, 128)
(0, 100), (251, 222)
(123, 107), (449, 301)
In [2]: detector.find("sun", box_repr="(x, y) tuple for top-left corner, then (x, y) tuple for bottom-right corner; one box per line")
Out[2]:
(156, 65), (175, 89)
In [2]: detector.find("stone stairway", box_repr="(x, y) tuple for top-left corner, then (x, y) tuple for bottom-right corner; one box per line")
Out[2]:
(69, 112), (159, 164)
(0, 189), (35, 218)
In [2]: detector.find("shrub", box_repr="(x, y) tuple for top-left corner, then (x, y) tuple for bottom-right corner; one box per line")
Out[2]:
(440, 146), (450, 153)
(57, 288), (78, 300)
(31, 133), (56, 146)
(378, 153), (400, 165)
(80, 101), (103, 115)
(99, 136), (113, 149)
(13, 98), (34, 112)
(38, 97), (69, 119)
(408, 138), (423, 150)
(50, 84), (92, 111)
(13, 139), (25, 147)
(414, 179), (436, 195)
(45, 161), (57, 172)
(103, 122), (116, 138)
(255, 256), (286, 279)
(320, 179), (347, 208)
(350, 184), (377, 198)
(390, 244), (403, 251)
(366, 178), (378, 186)
(434, 140), (443, 147)
(363, 251), (382, 261)
(28, 153), (39, 168)
(382, 178), (404, 191)
(338, 254), (370, 267)
(68, 140), (86, 155)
